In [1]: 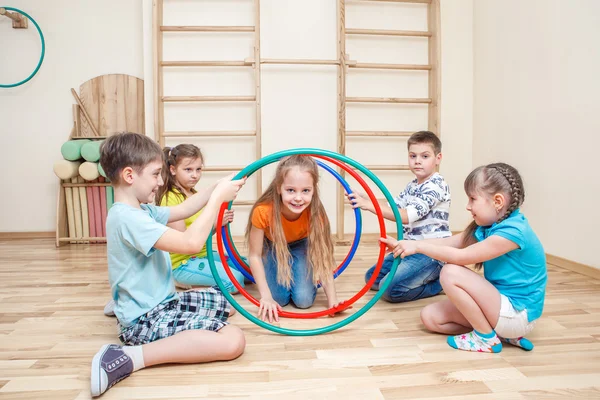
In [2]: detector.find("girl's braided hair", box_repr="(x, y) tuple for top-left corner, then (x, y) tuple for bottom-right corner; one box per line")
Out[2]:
(462, 162), (525, 269)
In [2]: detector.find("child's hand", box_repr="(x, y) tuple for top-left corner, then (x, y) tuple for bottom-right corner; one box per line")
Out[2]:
(258, 296), (281, 323)
(380, 236), (418, 258)
(213, 176), (246, 203)
(221, 209), (235, 227)
(345, 191), (373, 212)
(328, 300), (352, 317)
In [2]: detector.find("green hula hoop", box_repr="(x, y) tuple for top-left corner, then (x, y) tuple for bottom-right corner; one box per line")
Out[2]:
(1, 7), (45, 88)
(206, 148), (403, 336)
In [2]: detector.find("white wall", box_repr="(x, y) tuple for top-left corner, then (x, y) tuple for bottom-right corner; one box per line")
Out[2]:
(473, 0), (600, 268)
(0, 0), (143, 232)
(1, 0), (473, 239)
(143, 0), (474, 237)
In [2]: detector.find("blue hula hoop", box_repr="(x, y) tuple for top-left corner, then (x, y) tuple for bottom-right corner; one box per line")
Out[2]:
(1, 7), (45, 88)
(222, 158), (362, 286)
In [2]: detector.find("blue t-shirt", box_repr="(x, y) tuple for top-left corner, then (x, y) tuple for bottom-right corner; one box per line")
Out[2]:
(106, 202), (178, 327)
(475, 209), (547, 322)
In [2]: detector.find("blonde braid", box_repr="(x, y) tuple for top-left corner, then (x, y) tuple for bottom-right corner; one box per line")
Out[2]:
(487, 163), (524, 223)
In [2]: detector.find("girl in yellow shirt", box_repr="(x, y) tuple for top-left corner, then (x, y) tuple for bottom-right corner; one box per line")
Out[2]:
(157, 144), (244, 293)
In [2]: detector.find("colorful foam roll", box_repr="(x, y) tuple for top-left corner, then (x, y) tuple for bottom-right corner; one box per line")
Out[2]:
(81, 140), (104, 162)
(71, 177), (83, 242)
(53, 160), (81, 179)
(99, 178), (108, 237)
(61, 139), (90, 161)
(79, 162), (100, 181)
(78, 177), (90, 241)
(106, 186), (114, 210)
(64, 182), (76, 244)
(98, 163), (106, 178)
(86, 186), (96, 243)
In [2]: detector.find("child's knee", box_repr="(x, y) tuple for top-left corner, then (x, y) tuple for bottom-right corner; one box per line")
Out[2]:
(439, 264), (461, 289)
(292, 290), (316, 309)
(272, 291), (291, 308)
(219, 325), (246, 359)
(420, 305), (437, 332)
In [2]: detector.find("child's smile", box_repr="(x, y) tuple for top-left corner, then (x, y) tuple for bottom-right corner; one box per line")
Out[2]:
(279, 167), (314, 220)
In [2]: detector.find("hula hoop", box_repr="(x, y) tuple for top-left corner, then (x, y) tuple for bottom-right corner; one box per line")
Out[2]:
(224, 157), (362, 286)
(206, 148), (403, 335)
(1, 7), (45, 88)
(218, 153), (379, 318)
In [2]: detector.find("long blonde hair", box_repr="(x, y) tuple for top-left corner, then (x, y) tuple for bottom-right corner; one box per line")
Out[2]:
(245, 155), (334, 288)
(462, 162), (525, 269)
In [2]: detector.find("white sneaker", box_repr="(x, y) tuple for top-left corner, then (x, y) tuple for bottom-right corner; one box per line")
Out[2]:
(103, 300), (115, 317)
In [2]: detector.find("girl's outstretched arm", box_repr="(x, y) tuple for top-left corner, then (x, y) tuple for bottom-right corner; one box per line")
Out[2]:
(320, 275), (349, 317)
(381, 235), (518, 266)
(248, 226), (281, 323)
(381, 232), (467, 251)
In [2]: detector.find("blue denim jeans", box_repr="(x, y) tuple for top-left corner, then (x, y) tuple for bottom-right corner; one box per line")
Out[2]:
(264, 238), (317, 308)
(365, 253), (443, 303)
(172, 251), (245, 293)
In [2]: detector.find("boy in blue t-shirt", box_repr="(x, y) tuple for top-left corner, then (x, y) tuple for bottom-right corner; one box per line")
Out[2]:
(90, 133), (246, 397)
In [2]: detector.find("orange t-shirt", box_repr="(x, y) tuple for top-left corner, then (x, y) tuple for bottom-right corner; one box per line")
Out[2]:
(251, 203), (309, 243)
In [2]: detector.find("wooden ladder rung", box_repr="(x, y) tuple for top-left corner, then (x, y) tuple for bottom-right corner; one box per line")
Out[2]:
(203, 166), (246, 172)
(346, 28), (432, 37)
(359, 165), (411, 171)
(232, 200), (255, 206)
(162, 96), (256, 102)
(350, 63), (431, 70)
(62, 183), (111, 187)
(162, 61), (252, 67)
(344, 197), (395, 205)
(161, 26), (255, 32)
(261, 58), (340, 66)
(346, 97), (431, 104)
(349, 0), (431, 4)
(163, 131), (256, 138)
(346, 131), (413, 137)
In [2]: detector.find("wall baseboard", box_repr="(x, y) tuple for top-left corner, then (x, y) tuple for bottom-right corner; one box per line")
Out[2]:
(0, 231), (55, 240)
(546, 253), (600, 280)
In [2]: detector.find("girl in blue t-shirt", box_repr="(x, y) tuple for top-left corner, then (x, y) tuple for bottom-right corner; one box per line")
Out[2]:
(381, 163), (547, 353)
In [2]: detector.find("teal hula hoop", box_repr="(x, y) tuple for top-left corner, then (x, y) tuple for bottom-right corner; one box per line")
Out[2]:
(1, 7), (45, 88)
(206, 148), (403, 336)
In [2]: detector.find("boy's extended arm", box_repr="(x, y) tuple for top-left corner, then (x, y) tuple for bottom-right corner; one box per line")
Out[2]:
(378, 203), (409, 224)
(155, 197), (223, 254)
(155, 177), (245, 254)
(346, 192), (408, 223)
(167, 183), (217, 223)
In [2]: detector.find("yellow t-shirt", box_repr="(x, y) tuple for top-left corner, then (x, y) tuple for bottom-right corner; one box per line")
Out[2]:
(251, 203), (309, 243)
(160, 189), (208, 269)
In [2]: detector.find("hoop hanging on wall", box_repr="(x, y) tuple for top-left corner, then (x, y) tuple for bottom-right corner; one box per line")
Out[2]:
(0, 7), (45, 88)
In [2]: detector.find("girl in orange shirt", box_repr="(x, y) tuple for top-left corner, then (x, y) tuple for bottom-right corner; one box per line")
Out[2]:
(246, 155), (342, 322)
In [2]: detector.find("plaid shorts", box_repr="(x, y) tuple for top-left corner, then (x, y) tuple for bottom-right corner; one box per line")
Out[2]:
(118, 287), (231, 346)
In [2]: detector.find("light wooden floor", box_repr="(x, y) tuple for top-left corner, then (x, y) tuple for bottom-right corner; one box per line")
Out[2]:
(1, 238), (600, 400)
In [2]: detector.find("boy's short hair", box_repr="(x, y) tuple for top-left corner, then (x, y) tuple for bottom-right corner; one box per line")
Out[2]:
(407, 131), (442, 154)
(100, 132), (163, 184)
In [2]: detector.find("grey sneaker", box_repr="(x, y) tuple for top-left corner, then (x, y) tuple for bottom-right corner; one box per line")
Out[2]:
(103, 300), (115, 317)
(91, 344), (133, 397)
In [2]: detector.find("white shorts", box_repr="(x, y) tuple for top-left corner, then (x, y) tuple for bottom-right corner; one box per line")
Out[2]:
(494, 294), (536, 339)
